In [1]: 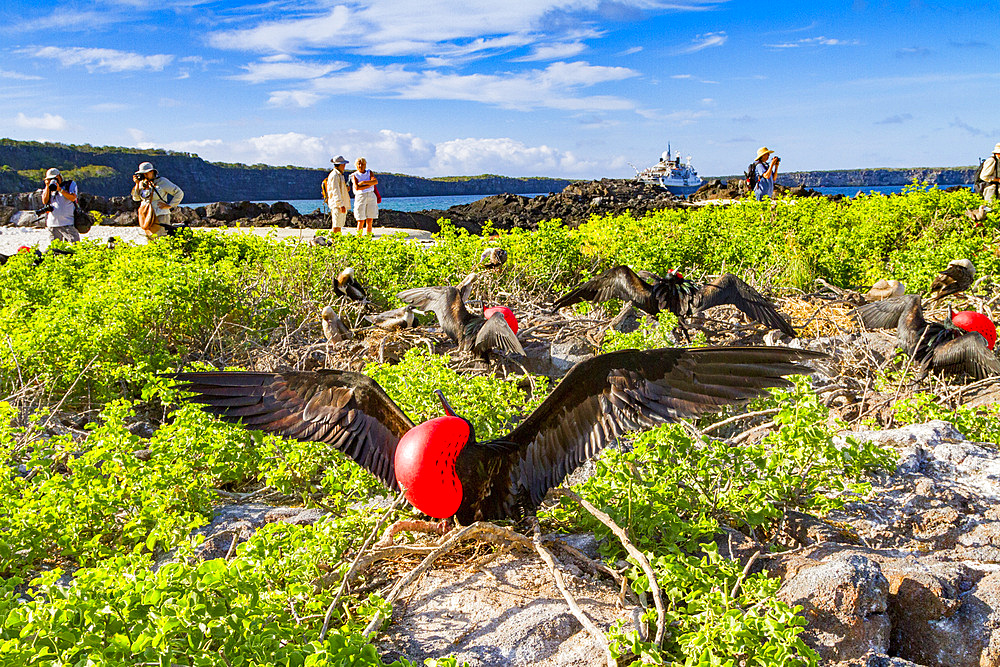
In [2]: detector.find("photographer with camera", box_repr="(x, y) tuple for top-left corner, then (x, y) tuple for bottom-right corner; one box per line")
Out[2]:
(131, 161), (183, 238)
(750, 147), (780, 201)
(40, 168), (80, 243)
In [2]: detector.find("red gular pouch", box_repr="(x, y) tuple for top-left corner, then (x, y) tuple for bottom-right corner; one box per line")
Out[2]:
(394, 416), (470, 518)
(483, 306), (518, 334)
(952, 310), (997, 350)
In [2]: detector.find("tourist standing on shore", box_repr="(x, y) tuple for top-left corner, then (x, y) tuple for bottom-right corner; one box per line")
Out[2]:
(131, 162), (183, 238)
(41, 168), (80, 244)
(350, 157), (378, 236)
(326, 155), (350, 234)
(751, 147), (780, 200)
(980, 143), (1000, 202)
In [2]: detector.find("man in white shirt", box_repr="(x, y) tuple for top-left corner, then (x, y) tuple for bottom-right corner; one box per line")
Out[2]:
(41, 168), (80, 243)
(326, 155), (350, 234)
(980, 143), (1000, 202)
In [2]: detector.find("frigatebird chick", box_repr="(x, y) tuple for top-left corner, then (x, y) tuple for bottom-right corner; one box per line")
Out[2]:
(364, 306), (420, 330)
(551, 265), (795, 337)
(333, 267), (368, 302)
(479, 247), (508, 270)
(398, 278), (524, 359)
(170, 345), (823, 523)
(852, 294), (1000, 379)
(320, 306), (351, 342)
(864, 279), (904, 302)
(928, 259), (975, 302)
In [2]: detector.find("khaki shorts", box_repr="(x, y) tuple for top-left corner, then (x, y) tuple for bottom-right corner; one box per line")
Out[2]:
(354, 191), (379, 220)
(330, 207), (348, 228)
(49, 225), (80, 243)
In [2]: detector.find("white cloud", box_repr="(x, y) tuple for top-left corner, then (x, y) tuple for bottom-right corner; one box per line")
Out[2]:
(273, 61), (639, 112)
(209, 1), (723, 56)
(513, 41), (588, 62)
(619, 46), (643, 56)
(234, 59), (348, 83)
(671, 74), (693, 79)
(676, 32), (727, 54)
(765, 36), (860, 48)
(0, 69), (42, 81)
(88, 102), (131, 112)
(144, 129), (618, 177)
(15, 112), (68, 130)
(22, 46), (174, 72)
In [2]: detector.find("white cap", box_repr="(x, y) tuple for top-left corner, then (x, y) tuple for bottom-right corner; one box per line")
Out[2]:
(45, 168), (60, 179)
(136, 161), (156, 174)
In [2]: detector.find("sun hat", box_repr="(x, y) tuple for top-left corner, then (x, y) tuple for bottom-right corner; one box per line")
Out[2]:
(756, 147), (774, 160)
(136, 162), (156, 174)
(45, 168), (60, 179)
(993, 142), (1000, 154)
(330, 155), (348, 165)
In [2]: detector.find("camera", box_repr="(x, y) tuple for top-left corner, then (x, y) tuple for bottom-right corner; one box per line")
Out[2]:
(34, 204), (54, 215)
(47, 182), (58, 192)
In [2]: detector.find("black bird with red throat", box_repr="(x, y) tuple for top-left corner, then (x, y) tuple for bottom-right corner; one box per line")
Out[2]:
(170, 345), (822, 523)
(551, 265), (795, 337)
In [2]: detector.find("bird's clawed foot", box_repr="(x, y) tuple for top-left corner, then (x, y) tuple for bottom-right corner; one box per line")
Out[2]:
(377, 518), (452, 546)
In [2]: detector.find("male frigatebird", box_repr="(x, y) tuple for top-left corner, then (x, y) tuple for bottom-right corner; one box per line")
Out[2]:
(853, 294), (1000, 379)
(398, 276), (524, 358)
(550, 265), (795, 337)
(171, 345), (821, 523)
(333, 267), (368, 302)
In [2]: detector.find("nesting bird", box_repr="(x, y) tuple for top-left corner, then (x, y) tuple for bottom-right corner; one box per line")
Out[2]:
(928, 259), (976, 302)
(479, 247), (508, 270)
(964, 205), (991, 223)
(551, 265), (795, 337)
(320, 306), (351, 343)
(864, 279), (905, 302)
(365, 306), (420, 330)
(333, 267), (368, 302)
(852, 294), (999, 379)
(398, 276), (524, 359)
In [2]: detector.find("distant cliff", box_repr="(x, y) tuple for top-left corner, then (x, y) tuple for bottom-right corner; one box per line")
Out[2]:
(713, 166), (979, 187)
(0, 139), (572, 201)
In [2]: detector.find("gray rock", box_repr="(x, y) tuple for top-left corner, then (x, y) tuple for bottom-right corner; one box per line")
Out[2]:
(10, 211), (44, 228)
(777, 552), (890, 661)
(188, 503), (329, 560)
(550, 339), (595, 372)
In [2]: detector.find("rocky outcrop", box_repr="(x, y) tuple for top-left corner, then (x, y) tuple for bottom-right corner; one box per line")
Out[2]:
(777, 168), (977, 188)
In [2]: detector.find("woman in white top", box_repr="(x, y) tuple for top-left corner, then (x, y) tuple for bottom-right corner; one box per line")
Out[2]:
(350, 157), (378, 236)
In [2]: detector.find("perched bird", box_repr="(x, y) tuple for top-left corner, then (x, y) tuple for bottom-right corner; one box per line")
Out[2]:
(158, 221), (190, 236)
(864, 279), (905, 302)
(928, 259), (975, 302)
(364, 306), (420, 330)
(852, 294), (1000, 379)
(551, 265), (795, 337)
(398, 279), (524, 358)
(333, 267), (368, 302)
(964, 205), (991, 223)
(479, 247), (508, 270)
(170, 346), (821, 522)
(320, 306), (351, 342)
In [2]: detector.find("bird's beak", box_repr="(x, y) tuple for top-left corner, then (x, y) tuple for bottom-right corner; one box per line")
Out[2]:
(434, 390), (457, 417)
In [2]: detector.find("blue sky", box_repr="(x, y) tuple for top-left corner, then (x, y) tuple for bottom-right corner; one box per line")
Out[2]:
(0, 0), (996, 179)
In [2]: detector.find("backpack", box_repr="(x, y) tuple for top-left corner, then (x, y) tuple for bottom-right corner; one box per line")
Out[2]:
(321, 173), (330, 200)
(62, 180), (93, 234)
(974, 157), (994, 196)
(745, 162), (759, 190)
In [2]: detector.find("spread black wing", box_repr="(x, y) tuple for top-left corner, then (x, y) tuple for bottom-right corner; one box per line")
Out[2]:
(550, 266), (659, 315)
(474, 312), (525, 356)
(852, 294), (922, 330)
(928, 333), (1000, 379)
(499, 346), (824, 509)
(170, 370), (413, 489)
(693, 274), (796, 337)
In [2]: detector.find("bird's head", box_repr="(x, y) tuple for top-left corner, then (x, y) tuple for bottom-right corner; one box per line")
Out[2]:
(667, 268), (684, 281)
(949, 259), (976, 277)
(394, 390), (470, 518)
(336, 267), (355, 286)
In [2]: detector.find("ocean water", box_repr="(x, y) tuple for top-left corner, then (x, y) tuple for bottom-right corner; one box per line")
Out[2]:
(813, 184), (973, 196)
(189, 193), (546, 214)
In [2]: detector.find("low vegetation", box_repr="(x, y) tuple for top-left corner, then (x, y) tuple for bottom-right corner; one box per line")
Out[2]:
(0, 187), (997, 665)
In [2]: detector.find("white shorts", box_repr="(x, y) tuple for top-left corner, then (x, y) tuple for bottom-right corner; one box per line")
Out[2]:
(354, 191), (379, 220)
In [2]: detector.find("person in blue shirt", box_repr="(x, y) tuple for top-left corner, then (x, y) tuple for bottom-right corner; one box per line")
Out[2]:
(752, 147), (780, 200)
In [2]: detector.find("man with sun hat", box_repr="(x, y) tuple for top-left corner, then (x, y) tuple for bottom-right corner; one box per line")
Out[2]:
(980, 142), (1000, 202)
